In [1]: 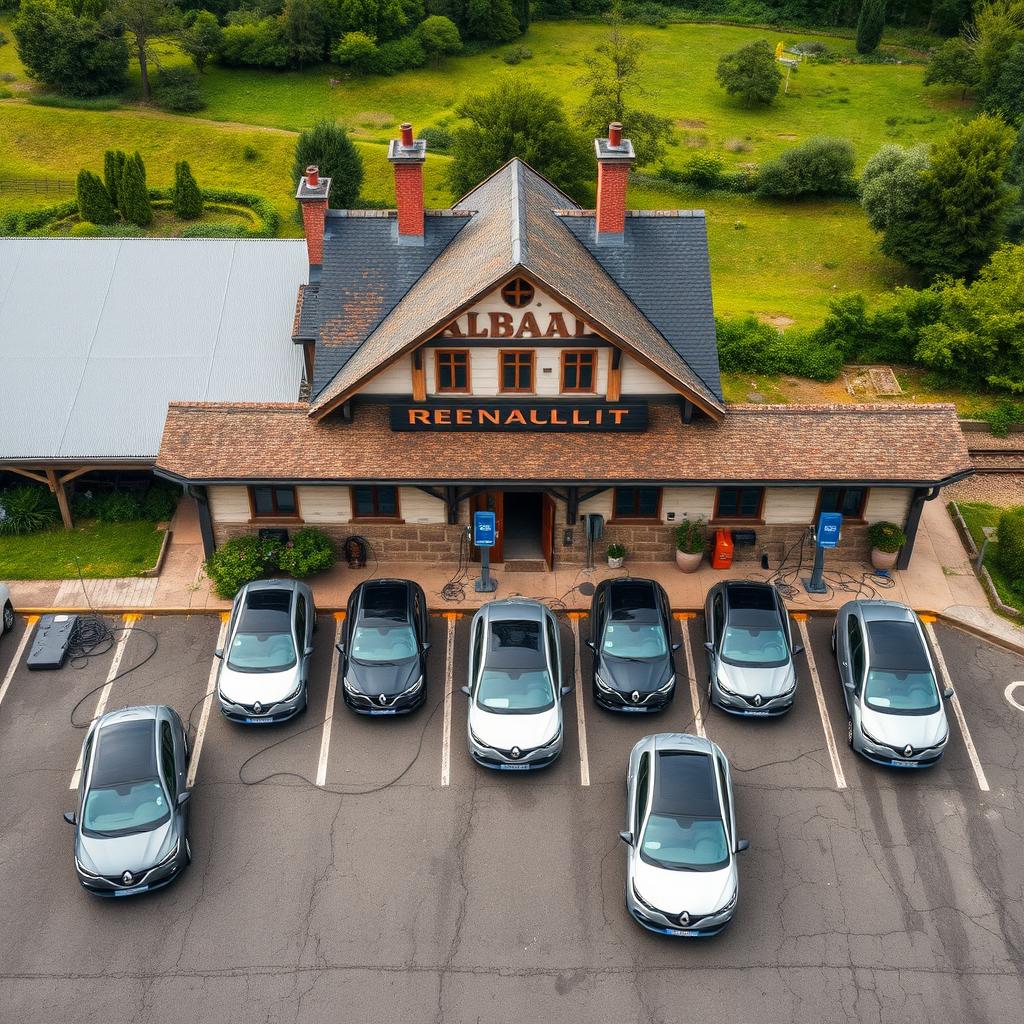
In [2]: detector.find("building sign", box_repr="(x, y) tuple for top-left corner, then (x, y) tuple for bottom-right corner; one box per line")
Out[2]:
(441, 310), (592, 340)
(389, 401), (648, 432)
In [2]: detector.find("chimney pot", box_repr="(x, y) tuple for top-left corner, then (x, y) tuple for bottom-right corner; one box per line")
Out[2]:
(400, 123), (414, 148)
(594, 127), (635, 239)
(388, 122), (427, 241)
(306, 165), (319, 187)
(608, 122), (623, 148)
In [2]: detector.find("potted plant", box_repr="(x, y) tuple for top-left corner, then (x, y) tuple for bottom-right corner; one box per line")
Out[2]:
(868, 521), (906, 571)
(607, 542), (627, 569)
(674, 518), (706, 573)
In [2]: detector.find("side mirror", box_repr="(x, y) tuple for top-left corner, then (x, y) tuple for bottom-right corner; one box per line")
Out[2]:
(560, 686), (573, 697)
(703, 642), (715, 654)
(792, 644), (804, 655)
(843, 681), (856, 692)
(671, 642), (682, 651)
(63, 811), (77, 826)
(304, 645), (315, 657)
(618, 830), (634, 847)
(335, 642), (345, 654)
(943, 686), (954, 700)
(585, 639), (596, 650)
(460, 686), (471, 696)
(177, 791), (191, 807)
(422, 642), (431, 653)
(737, 839), (750, 853)
(214, 648), (223, 660)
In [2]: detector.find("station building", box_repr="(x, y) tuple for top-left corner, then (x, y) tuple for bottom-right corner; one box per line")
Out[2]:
(152, 124), (973, 572)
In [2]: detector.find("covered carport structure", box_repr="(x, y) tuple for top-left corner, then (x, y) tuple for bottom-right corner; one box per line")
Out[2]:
(0, 237), (310, 527)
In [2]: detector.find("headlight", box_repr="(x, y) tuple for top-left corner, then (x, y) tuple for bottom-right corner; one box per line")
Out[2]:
(717, 674), (738, 696)
(400, 675), (424, 697)
(594, 672), (615, 693)
(656, 674), (676, 694)
(544, 725), (563, 748)
(342, 676), (361, 695)
(631, 881), (659, 914)
(718, 886), (738, 914)
(468, 726), (488, 747)
(157, 839), (180, 867)
(859, 722), (885, 746)
(283, 681), (303, 701)
(74, 855), (99, 878)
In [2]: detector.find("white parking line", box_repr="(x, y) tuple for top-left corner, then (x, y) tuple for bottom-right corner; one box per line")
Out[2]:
(441, 614), (457, 787)
(923, 620), (990, 792)
(569, 615), (590, 787)
(186, 616), (229, 790)
(796, 617), (847, 790)
(70, 616), (137, 790)
(676, 614), (705, 739)
(0, 615), (38, 712)
(316, 614), (345, 787)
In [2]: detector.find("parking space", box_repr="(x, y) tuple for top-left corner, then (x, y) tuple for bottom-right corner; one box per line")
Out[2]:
(1, 607), (1023, 1023)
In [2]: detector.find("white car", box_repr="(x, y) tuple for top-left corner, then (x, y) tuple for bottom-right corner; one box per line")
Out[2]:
(1, 583), (14, 637)
(463, 599), (569, 771)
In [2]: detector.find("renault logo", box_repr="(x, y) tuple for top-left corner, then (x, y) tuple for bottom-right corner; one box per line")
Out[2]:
(378, 694), (388, 705)
(511, 746), (521, 759)
(122, 871), (133, 885)
(679, 912), (690, 926)
(631, 691), (640, 704)
(253, 701), (263, 714)
(904, 744), (913, 757)
(753, 694), (763, 707)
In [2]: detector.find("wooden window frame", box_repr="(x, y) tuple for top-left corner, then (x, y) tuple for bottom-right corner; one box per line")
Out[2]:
(349, 485), (402, 522)
(434, 349), (471, 394)
(560, 349), (598, 394)
(712, 486), (765, 523)
(248, 485), (302, 521)
(610, 486), (663, 523)
(814, 486), (869, 522)
(501, 278), (535, 308)
(498, 349), (535, 394)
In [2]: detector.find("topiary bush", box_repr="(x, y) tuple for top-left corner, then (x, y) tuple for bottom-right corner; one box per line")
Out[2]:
(95, 490), (142, 522)
(276, 528), (336, 578)
(0, 485), (60, 535)
(204, 534), (283, 598)
(142, 482), (180, 522)
(70, 221), (101, 237)
(868, 521), (906, 553)
(996, 507), (1024, 594)
(76, 169), (117, 225)
(172, 160), (204, 220)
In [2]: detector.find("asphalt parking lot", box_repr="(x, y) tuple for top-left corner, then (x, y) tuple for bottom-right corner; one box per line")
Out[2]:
(0, 606), (1022, 1024)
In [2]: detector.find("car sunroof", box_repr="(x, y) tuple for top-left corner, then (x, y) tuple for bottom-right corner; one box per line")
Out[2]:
(610, 582), (656, 613)
(653, 751), (720, 817)
(726, 584), (775, 611)
(92, 719), (158, 786)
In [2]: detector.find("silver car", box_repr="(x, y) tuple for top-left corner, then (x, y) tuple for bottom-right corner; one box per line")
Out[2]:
(217, 579), (316, 724)
(833, 600), (952, 768)
(1, 582), (14, 636)
(622, 733), (748, 937)
(705, 581), (802, 717)
(463, 599), (569, 771)
(64, 705), (191, 897)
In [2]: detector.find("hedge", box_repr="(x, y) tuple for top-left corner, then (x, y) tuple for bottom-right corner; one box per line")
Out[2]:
(204, 529), (337, 597)
(996, 507), (1024, 595)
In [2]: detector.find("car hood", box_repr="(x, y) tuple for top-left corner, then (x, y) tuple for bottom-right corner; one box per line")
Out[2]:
(861, 703), (948, 749)
(632, 855), (736, 917)
(468, 703), (561, 750)
(346, 656), (420, 697)
(718, 659), (794, 698)
(218, 664), (300, 705)
(77, 818), (176, 876)
(599, 652), (672, 694)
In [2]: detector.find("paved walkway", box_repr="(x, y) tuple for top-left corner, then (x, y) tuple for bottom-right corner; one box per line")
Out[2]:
(6, 497), (1021, 647)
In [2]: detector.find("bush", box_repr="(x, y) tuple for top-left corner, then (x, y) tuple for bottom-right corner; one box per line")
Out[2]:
(71, 488), (100, 518)
(242, 144), (260, 162)
(715, 316), (844, 381)
(219, 18), (288, 68)
(716, 39), (782, 107)
(756, 137), (857, 199)
(417, 15), (461, 64)
(76, 169), (116, 225)
(154, 66), (205, 113)
(332, 30), (378, 74)
(26, 94), (121, 109)
(293, 121), (364, 209)
(172, 160), (204, 220)
(618, 1), (669, 27)
(856, 0), (887, 56)
(371, 34), (428, 75)
(0, 486), (60, 536)
(95, 490), (142, 523)
(70, 221), (101, 236)
(674, 518), (706, 554)
(119, 152), (151, 228)
(996, 507), (1024, 593)
(204, 534), (283, 599)
(502, 44), (532, 64)
(975, 400), (1024, 437)
(180, 222), (249, 237)
(142, 483), (180, 522)
(276, 528), (336, 577)
(607, 542), (627, 559)
(418, 126), (452, 151)
(867, 521), (907, 553)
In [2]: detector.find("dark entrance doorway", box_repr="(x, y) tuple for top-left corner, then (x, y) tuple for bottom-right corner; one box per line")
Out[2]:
(470, 490), (555, 569)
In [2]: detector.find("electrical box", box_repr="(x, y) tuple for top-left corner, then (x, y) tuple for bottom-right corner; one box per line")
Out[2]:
(26, 614), (79, 671)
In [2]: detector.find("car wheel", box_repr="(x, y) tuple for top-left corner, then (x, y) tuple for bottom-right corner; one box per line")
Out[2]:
(830, 625), (836, 655)
(185, 837), (192, 865)
(706, 675), (713, 706)
(2, 602), (13, 634)
(847, 718), (854, 749)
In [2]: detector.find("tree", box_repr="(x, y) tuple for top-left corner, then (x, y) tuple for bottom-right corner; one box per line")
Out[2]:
(446, 77), (593, 202)
(416, 14), (460, 64)
(576, 24), (673, 167)
(511, 0), (529, 33)
(337, 0), (409, 41)
(219, 17), (289, 67)
(76, 169), (117, 225)
(986, 41), (1024, 122)
(464, 0), (520, 43)
(114, 0), (179, 100)
(103, 149), (127, 209)
(180, 10), (222, 72)
(715, 40), (782, 107)
(172, 161), (204, 219)
(856, 0), (886, 55)
(280, 0), (332, 67)
(119, 151), (152, 227)
(756, 137), (856, 198)
(965, 0), (1024, 97)
(292, 120), (364, 209)
(333, 30), (379, 72)
(924, 37), (980, 98)
(13, 0), (129, 97)
(154, 65), (204, 111)
(860, 142), (930, 233)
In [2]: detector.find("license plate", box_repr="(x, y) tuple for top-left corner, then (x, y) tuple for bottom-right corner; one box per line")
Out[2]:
(368, 709), (397, 716)
(114, 885), (148, 897)
(618, 707), (646, 713)
(744, 711), (772, 718)
(890, 758), (921, 768)
(245, 717), (275, 724)
(498, 763), (531, 771)
(667, 928), (700, 937)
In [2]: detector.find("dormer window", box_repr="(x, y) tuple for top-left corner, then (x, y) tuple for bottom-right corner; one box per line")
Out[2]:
(501, 278), (534, 308)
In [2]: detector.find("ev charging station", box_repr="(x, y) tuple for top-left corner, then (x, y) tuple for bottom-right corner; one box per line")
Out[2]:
(803, 511), (842, 594)
(473, 510), (498, 593)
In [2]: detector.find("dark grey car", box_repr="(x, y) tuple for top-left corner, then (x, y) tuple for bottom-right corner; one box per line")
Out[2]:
(64, 705), (191, 897)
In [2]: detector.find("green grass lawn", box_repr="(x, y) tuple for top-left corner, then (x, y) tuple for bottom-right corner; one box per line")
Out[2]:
(953, 502), (1024, 617)
(0, 520), (166, 580)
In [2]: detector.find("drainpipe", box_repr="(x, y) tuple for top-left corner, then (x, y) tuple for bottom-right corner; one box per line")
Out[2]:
(188, 485), (216, 560)
(896, 486), (940, 571)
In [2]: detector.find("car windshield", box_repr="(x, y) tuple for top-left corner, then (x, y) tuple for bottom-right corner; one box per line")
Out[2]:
(227, 630), (296, 672)
(82, 779), (170, 837)
(476, 668), (555, 714)
(721, 626), (788, 666)
(351, 624), (418, 663)
(640, 813), (729, 871)
(602, 620), (667, 659)
(865, 669), (940, 715)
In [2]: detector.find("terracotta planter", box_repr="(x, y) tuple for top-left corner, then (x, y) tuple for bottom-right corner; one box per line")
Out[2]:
(870, 548), (899, 571)
(607, 556), (624, 569)
(675, 550), (703, 573)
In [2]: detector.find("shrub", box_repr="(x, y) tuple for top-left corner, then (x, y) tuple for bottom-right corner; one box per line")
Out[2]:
(219, 18), (288, 68)
(372, 34), (428, 75)
(674, 518), (706, 554)
(204, 534), (283, 598)
(867, 521), (907, 553)
(76, 169), (117, 225)
(242, 144), (260, 162)
(996, 507), (1024, 593)
(618, 1), (669, 27)
(119, 152), (151, 228)
(417, 15), (461, 65)
(276, 528), (336, 578)
(70, 220), (101, 236)
(502, 44), (532, 64)
(332, 31), (378, 74)
(180, 222), (249, 237)
(418, 126), (452, 151)
(142, 483), (180, 522)
(976, 400), (1024, 437)
(26, 94), (121, 110)
(71, 488), (100, 518)
(0, 485), (60, 536)
(856, 0), (887, 55)
(716, 39), (782, 107)
(104, 149), (126, 208)
(756, 137), (856, 199)
(293, 120), (364, 209)
(715, 316), (844, 381)
(95, 490), (142, 522)
(607, 542), (627, 559)
(172, 160), (204, 220)
(154, 66), (205, 113)
(679, 153), (725, 190)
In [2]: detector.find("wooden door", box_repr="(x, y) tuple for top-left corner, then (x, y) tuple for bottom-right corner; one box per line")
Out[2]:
(470, 490), (504, 563)
(541, 493), (556, 571)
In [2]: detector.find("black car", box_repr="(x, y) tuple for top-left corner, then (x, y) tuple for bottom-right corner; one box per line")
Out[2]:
(587, 577), (678, 712)
(339, 579), (430, 715)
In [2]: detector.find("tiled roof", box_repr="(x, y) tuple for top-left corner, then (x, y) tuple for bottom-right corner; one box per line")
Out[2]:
(156, 400), (972, 487)
(307, 160), (725, 419)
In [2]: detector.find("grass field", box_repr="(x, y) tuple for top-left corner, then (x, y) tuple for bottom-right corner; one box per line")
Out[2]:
(953, 501), (1024, 617)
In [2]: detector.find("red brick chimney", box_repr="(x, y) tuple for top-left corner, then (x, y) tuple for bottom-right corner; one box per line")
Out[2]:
(388, 122), (426, 243)
(296, 164), (331, 268)
(595, 123), (635, 241)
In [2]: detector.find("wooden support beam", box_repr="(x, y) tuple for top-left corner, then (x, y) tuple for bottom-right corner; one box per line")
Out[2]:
(58, 466), (93, 486)
(7, 466), (49, 486)
(411, 350), (427, 402)
(45, 468), (73, 529)
(607, 348), (622, 402)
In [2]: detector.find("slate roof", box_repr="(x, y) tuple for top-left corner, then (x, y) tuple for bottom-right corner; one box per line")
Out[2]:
(156, 401), (973, 487)
(306, 160), (725, 419)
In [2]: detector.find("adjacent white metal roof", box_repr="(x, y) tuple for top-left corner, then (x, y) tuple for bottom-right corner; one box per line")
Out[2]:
(0, 238), (308, 461)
